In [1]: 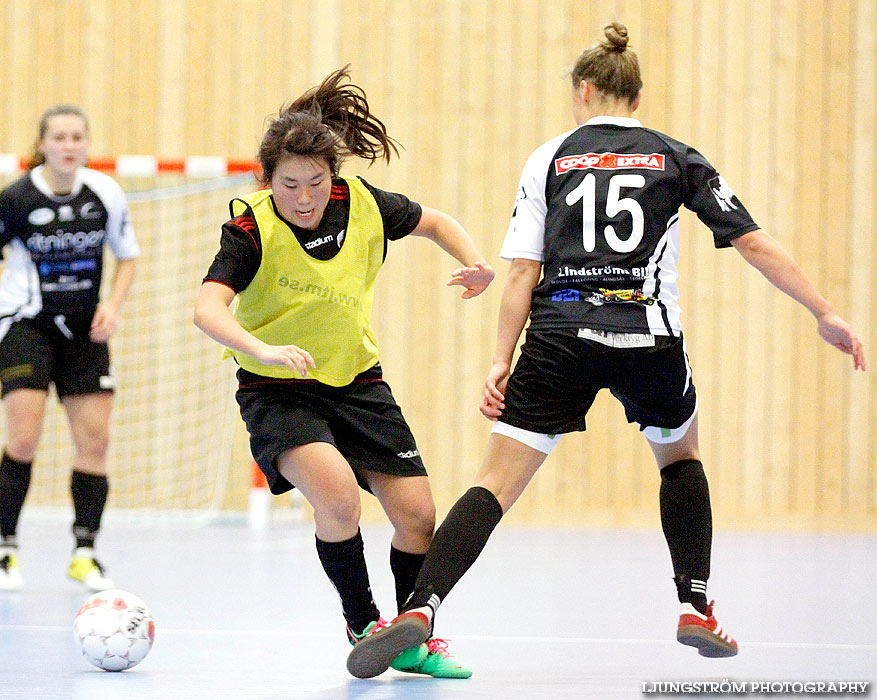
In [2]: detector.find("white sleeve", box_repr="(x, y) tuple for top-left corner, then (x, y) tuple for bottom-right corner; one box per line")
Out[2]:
(498, 130), (573, 262)
(82, 169), (140, 260)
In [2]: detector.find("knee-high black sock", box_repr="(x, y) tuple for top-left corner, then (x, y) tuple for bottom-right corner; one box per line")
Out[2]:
(404, 486), (504, 612)
(70, 470), (109, 549)
(315, 530), (381, 634)
(660, 459), (711, 612)
(1, 452), (33, 542)
(390, 546), (426, 614)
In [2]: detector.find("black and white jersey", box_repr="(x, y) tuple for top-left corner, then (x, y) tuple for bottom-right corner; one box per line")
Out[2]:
(502, 117), (759, 336)
(0, 166), (139, 321)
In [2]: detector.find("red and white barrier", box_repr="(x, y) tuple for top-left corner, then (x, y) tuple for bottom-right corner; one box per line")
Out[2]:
(247, 459), (308, 529)
(0, 154), (259, 178)
(248, 460), (271, 530)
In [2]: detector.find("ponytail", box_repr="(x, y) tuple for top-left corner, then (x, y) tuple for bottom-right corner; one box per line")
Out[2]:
(258, 65), (399, 183)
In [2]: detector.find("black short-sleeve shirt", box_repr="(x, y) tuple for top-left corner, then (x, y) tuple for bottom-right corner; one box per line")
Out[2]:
(204, 177), (422, 293)
(502, 116), (759, 336)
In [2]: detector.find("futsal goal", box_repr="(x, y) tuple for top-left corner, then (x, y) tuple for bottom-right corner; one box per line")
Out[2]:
(0, 157), (258, 520)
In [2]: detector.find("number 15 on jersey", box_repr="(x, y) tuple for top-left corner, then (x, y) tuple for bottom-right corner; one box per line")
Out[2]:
(565, 173), (645, 253)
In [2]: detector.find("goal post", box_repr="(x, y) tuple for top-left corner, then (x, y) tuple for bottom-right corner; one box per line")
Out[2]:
(0, 159), (260, 518)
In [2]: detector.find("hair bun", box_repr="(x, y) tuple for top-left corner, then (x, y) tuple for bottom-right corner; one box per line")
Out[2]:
(603, 22), (629, 52)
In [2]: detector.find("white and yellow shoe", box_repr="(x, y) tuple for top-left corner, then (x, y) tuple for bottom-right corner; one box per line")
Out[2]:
(0, 550), (23, 591)
(67, 547), (114, 591)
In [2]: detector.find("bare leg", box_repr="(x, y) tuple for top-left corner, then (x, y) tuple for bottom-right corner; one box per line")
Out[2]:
(63, 393), (112, 476)
(277, 442), (379, 632)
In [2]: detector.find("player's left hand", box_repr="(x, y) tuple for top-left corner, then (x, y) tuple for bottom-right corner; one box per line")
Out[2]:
(90, 304), (118, 343)
(448, 261), (495, 298)
(817, 312), (866, 371)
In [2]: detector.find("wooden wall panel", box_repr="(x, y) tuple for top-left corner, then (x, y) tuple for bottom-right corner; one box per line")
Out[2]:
(740, 0), (773, 517)
(792, 0), (823, 517)
(0, 0), (874, 530)
(821, 0), (853, 516)
(847, 0), (876, 517)
(155, 0), (188, 157)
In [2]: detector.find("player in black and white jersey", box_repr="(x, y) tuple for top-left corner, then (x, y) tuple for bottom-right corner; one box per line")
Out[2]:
(347, 23), (866, 676)
(0, 105), (139, 592)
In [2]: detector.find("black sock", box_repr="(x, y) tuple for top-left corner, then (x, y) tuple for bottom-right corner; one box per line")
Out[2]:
(1, 452), (32, 540)
(70, 470), (109, 549)
(315, 530), (380, 634)
(404, 486), (504, 612)
(390, 546), (426, 614)
(660, 459), (711, 613)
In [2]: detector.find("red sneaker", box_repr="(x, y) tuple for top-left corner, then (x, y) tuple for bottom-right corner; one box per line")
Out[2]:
(677, 600), (738, 657)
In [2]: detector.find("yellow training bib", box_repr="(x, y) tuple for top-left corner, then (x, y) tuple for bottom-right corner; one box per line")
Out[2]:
(229, 179), (385, 386)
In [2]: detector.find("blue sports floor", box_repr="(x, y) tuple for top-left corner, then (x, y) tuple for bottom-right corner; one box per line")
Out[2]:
(1, 514), (874, 700)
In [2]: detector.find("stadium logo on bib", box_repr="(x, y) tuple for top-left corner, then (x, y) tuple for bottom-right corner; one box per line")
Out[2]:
(305, 234), (334, 250)
(554, 153), (665, 175)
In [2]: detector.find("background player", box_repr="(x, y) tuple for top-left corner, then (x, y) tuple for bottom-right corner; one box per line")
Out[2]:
(0, 104), (139, 592)
(193, 66), (494, 678)
(347, 22), (866, 678)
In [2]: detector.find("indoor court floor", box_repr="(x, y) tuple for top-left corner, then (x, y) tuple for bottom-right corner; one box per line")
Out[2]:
(1, 514), (874, 700)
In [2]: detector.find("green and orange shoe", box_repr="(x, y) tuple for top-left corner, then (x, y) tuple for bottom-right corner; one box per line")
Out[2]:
(347, 618), (427, 675)
(394, 637), (472, 678)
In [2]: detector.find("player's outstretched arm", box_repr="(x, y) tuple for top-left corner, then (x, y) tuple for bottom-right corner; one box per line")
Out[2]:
(731, 229), (866, 370)
(193, 281), (315, 377)
(409, 206), (495, 298)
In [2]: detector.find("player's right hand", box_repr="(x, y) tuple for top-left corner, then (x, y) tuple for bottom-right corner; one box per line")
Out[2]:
(255, 343), (316, 378)
(480, 362), (510, 420)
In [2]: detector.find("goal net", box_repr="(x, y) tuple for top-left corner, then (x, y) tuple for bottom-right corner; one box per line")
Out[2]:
(0, 169), (256, 518)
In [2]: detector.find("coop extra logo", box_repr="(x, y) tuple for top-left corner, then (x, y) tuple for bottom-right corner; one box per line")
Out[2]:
(554, 152), (665, 175)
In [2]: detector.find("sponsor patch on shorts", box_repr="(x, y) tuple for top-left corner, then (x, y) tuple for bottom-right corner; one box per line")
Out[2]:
(0, 364), (35, 382)
(577, 328), (656, 348)
(99, 375), (116, 390)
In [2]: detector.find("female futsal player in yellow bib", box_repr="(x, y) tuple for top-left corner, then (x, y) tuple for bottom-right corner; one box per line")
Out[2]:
(194, 66), (494, 678)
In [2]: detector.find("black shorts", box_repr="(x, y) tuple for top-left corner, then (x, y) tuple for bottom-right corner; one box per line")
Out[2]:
(0, 314), (114, 398)
(235, 366), (427, 495)
(500, 328), (696, 435)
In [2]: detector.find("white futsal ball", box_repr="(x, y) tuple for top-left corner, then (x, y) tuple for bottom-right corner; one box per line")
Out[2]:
(73, 589), (155, 671)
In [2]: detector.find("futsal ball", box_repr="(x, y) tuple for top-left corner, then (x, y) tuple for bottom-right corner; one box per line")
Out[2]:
(73, 589), (155, 671)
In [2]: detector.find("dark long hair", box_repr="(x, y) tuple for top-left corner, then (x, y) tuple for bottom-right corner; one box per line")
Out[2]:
(257, 65), (399, 184)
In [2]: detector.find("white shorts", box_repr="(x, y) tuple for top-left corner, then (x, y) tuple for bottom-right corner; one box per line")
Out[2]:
(492, 399), (698, 454)
(491, 421), (563, 455)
